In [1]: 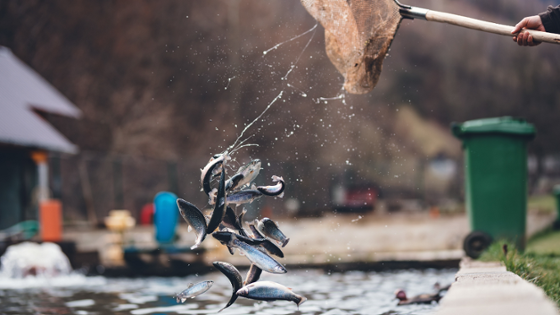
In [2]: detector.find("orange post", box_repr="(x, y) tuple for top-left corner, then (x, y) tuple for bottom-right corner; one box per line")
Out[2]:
(40, 199), (62, 242)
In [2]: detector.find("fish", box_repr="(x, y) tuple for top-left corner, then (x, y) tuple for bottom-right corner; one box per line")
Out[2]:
(225, 173), (245, 192)
(244, 263), (263, 285)
(256, 175), (285, 197)
(256, 217), (290, 247)
(226, 159), (262, 191)
(236, 208), (248, 236)
(176, 198), (207, 249)
(214, 233), (286, 274)
(221, 207), (239, 229)
(213, 261), (243, 312)
(236, 281), (307, 307)
(249, 224), (284, 258)
(207, 169), (227, 233)
(221, 207), (249, 237)
(212, 231), (266, 247)
(227, 189), (263, 206)
(174, 280), (213, 303)
(200, 153), (228, 195)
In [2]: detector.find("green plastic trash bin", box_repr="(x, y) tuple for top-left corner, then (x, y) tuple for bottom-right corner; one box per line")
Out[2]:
(452, 117), (535, 257)
(553, 185), (560, 230)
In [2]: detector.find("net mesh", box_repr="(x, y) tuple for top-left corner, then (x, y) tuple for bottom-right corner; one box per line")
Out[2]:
(301, 0), (402, 94)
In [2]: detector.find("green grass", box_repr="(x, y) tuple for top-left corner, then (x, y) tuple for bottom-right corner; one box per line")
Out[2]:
(479, 236), (560, 308)
(527, 229), (560, 256)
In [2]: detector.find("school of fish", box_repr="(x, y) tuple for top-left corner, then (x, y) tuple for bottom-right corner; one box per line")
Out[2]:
(174, 152), (306, 311)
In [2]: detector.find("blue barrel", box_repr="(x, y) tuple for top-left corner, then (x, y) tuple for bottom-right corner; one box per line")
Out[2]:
(153, 191), (178, 244)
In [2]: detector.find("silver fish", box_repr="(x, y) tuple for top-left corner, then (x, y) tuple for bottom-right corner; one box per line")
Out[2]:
(236, 281), (307, 307)
(230, 235), (286, 274)
(174, 280), (213, 303)
(227, 189), (263, 206)
(176, 198), (207, 249)
(200, 153), (229, 195)
(256, 217), (290, 247)
(226, 159), (261, 191)
(244, 263), (263, 285)
(249, 224), (284, 258)
(222, 207), (248, 237)
(225, 173), (244, 192)
(213, 261), (243, 312)
(256, 175), (285, 197)
(207, 170), (227, 233)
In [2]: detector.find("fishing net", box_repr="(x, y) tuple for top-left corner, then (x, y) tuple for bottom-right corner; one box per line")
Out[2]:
(301, 0), (402, 94)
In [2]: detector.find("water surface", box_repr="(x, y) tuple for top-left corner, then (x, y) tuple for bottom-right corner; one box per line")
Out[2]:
(0, 268), (456, 315)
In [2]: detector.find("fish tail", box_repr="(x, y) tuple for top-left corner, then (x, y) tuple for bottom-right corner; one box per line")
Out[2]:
(296, 295), (307, 307)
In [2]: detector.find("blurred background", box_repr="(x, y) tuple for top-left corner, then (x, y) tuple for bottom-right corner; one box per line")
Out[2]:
(1, 0), (559, 228)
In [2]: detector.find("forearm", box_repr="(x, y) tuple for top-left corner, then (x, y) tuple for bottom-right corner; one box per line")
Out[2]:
(539, 5), (560, 34)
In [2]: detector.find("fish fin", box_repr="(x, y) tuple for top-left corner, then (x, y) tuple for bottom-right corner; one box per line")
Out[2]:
(297, 295), (307, 307)
(278, 192), (284, 198)
(187, 225), (192, 233)
(191, 244), (199, 250)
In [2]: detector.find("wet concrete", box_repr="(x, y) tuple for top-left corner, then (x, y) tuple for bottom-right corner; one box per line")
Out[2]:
(436, 258), (559, 315)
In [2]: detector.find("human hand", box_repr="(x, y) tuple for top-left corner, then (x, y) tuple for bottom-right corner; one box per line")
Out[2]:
(511, 15), (546, 46)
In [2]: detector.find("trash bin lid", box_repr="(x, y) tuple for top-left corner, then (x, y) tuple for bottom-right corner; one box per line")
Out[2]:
(452, 117), (536, 139)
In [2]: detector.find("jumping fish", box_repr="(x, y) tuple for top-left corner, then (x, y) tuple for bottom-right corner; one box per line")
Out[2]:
(212, 231), (266, 247)
(256, 175), (285, 197)
(256, 217), (290, 247)
(213, 261), (243, 312)
(227, 189), (263, 206)
(200, 153), (228, 195)
(236, 208), (248, 236)
(249, 224), (284, 258)
(221, 207), (247, 236)
(225, 159), (262, 191)
(176, 198), (207, 249)
(236, 281), (307, 307)
(244, 263), (263, 285)
(214, 233), (287, 274)
(207, 170), (227, 233)
(174, 280), (214, 303)
(225, 173), (245, 192)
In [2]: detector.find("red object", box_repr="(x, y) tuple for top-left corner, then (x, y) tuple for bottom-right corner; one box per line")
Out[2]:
(345, 188), (377, 207)
(40, 199), (62, 242)
(140, 203), (155, 225)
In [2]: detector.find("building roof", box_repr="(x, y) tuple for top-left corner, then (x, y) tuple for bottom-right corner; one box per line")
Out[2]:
(0, 46), (81, 154)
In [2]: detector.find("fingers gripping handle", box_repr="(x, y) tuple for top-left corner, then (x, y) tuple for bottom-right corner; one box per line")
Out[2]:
(399, 7), (560, 45)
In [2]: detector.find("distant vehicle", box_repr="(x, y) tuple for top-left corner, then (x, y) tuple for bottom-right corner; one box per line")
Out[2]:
(332, 184), (379, 213)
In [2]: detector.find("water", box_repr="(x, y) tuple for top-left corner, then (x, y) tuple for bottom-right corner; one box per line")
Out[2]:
(0, 268), (456, 315)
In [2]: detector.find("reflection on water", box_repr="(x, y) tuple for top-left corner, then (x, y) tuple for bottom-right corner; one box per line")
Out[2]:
(0, 268), (456, 315)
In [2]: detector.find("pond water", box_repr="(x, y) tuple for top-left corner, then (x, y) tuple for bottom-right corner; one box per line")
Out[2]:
(0, 268), (456, 315)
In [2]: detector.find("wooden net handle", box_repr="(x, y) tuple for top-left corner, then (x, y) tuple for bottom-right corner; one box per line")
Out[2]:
(426, 10), (560, 44)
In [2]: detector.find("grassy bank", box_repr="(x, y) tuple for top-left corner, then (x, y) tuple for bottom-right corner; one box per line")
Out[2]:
(480, 231), (560, 308)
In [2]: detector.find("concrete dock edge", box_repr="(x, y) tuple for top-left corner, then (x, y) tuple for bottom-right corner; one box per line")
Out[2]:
(436, 258), (559, 315)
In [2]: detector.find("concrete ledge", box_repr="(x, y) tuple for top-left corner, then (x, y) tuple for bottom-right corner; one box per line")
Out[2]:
(436, 258), (559, 315)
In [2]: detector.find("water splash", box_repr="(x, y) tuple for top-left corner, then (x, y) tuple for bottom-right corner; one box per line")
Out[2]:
(224, 76), (236, 90)
(262, 24), (318, 56)
(0, 242), (71, 278)
(0, 242), (104, 289)
(314, 93), (346, 105)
